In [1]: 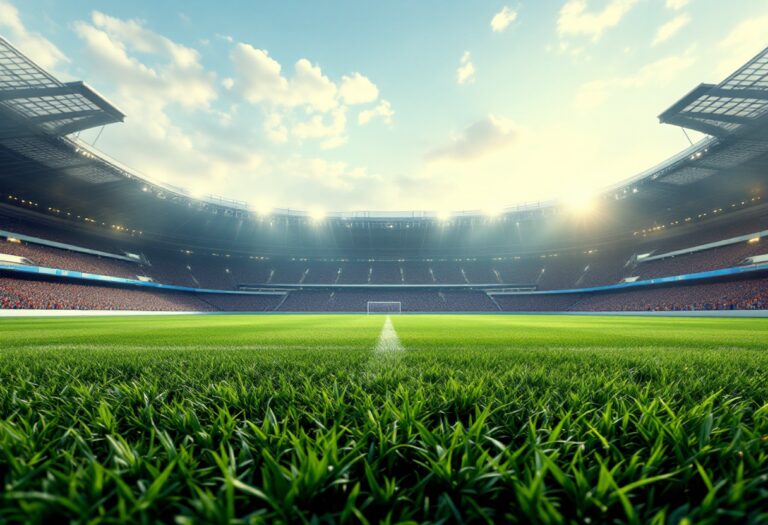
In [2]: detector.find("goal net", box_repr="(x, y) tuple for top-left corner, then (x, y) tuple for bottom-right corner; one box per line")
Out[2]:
(367, 301), (402, 314)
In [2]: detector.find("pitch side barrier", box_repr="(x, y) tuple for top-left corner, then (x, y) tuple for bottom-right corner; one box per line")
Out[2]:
(1, 261), (768, 296)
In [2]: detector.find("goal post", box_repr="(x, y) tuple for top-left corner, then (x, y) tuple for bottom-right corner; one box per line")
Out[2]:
(367, 301), (402, 314)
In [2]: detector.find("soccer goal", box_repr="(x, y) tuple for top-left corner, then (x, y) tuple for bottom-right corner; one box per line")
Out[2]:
(367, 301), (402, 314)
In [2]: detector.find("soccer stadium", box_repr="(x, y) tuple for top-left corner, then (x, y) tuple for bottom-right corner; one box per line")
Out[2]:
(1, 2), (768, 523)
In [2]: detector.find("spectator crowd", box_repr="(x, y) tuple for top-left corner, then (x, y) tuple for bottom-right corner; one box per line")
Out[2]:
(1, 209), (767, 313)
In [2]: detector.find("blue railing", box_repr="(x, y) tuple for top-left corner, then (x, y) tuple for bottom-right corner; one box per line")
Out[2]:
(1, 261), (767, 296)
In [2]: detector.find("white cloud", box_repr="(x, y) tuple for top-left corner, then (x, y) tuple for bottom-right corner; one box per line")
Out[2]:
(652, 14), (690, 46)
(358, 100), (394, 126)
(574, 46), (696, 110)
(665, 0), (689, 10)
(300, 159), (366, 189)
(264, 158), (388, 204)
(716, 14), (768, 77)
(74, 12), (217, 109)
(292, 108), (347, 141)
(71, 11), (275, 200)
(229, 42), (391, 146)
(90, 11), (199, 68)
(426, 115), (520, 162)
(0, 0), (67, 70)
(456, 51), (476, 85)
(320, 136), (349, 150)
(62, 8), (399, 210)
(229, 46), (288, 103)
(491, 6), (518, 33)
(263, 113), (288, 144)
(339, 73), (379, 105)
(230, 44), (338, 112)
(413, 121), (622, 211)
(558, 0), (638, 41)
(290, 59), (339, 112)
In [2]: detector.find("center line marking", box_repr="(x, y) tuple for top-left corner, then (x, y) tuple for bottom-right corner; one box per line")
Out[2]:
(374, 316), (404, 353)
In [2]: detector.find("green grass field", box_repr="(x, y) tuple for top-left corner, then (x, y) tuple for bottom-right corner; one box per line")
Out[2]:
(1, 314), (768, 524)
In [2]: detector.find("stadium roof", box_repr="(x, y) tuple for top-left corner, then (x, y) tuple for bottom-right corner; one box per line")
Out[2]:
(659, 46), (768, 138)
(0, 37), (124, 138)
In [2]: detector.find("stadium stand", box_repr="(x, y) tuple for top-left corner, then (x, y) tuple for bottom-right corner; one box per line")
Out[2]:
(493, 293), (585, 312)
(0, 239), (141, 279)
(142, 254), (200, 288)
(574, 249), (635, 288)
(0, 278), (211, 311)
(398, 261), (432, 283)
(634, 241), (766, 280)
(302, 261), (341, 284)
(2, 222), (768, 312)
(635, 212), (768, 254)
(0, 212), (137, 254)
(279, 290), (498, 312)
(570, 278), (768, 312)
(197, 293), (285, 312)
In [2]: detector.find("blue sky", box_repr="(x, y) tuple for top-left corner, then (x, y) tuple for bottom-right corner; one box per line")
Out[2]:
(1, 0), (767, 212)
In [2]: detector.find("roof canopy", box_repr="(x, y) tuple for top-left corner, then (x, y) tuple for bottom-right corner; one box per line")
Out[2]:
(0, 37), (124, 139)
(659, 46), (768, 137)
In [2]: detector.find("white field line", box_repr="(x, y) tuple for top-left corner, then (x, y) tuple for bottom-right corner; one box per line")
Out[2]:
(374, 316), (404, 353)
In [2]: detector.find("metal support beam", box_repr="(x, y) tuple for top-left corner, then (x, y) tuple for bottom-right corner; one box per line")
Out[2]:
(661, 115), (728, 137)
(55, 116), (113, 136)
(706, 87), (768, 101)
(0, 85), (75, 102)
(679, 111), (753, 126)
(27, 109), (105, 127)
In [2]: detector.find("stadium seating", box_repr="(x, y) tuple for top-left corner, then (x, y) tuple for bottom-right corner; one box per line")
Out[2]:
(570, 277), (768, 312)
(0, 277), (211, 311)
(2, 205), (768, 312)
(0, 239), (142, 279)
(634, 241), (765, 280)
(278, 290), (498, 312)
(197, 293), (285, 311)
(493, 293), (585, 312)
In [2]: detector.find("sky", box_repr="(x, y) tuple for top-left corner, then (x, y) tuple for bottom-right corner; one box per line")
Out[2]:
(1, 0), (767, 213)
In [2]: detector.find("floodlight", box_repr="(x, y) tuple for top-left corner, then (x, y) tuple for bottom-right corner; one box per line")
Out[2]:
(563, 192), (597, 215)
(436, 211), (451, 222)
(189, 187), (205, 200)
(309, 208), (326, 222)
(484, 208), (503, 218)
(252, 202), (272, 216)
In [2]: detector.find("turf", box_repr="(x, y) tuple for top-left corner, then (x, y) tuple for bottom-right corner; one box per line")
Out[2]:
(1, 314), (768, 524)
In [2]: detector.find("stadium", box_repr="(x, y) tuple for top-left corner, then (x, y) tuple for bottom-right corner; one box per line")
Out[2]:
(1, 3), (768, 523)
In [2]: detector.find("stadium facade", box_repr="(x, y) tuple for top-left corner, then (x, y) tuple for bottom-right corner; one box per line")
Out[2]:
(1, 35), (767, 313)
